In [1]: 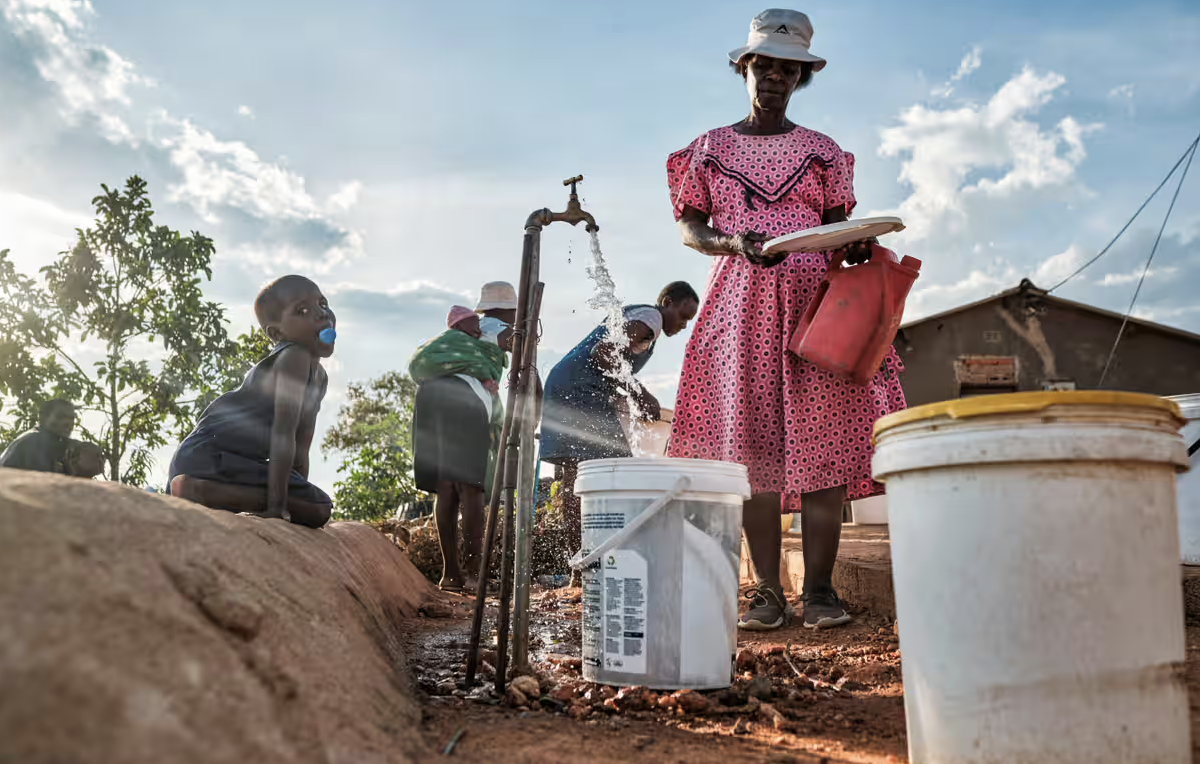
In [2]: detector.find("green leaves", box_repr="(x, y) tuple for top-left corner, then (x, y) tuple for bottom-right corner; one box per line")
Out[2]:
(321, 371), (420, 522)
(0, 176), (244, 485)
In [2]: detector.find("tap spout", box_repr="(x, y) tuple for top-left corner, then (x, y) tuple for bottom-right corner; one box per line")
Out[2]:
(522, 175), (599, 232)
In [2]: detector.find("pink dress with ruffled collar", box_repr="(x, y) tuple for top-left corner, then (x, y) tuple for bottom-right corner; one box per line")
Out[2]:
(665, 125), (907, 510)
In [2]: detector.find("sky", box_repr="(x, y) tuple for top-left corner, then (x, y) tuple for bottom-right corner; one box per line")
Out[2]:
(2, 0), (1199, 490)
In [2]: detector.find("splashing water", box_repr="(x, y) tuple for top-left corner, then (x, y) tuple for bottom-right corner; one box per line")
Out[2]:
(585, 231), (650, 454)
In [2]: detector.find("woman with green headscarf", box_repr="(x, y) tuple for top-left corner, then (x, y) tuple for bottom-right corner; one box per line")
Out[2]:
(409, 305), (507, 592)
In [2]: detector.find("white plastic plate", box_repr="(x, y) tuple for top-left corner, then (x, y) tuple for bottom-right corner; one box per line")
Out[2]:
(761, 216), (905, 254)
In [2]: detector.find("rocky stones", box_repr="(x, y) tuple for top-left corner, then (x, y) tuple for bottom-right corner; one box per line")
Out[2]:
(746, 675), (774, 701)
(671, 689), (710, 714)
(509, 674), (541, 698)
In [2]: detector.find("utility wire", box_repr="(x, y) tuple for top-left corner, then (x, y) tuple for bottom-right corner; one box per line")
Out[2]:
(1048, 131), (1200, 293)
(1097, 136), (1197, 387)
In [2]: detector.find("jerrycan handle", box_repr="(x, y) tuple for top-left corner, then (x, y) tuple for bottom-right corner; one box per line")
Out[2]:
(567, 474), (693, 571)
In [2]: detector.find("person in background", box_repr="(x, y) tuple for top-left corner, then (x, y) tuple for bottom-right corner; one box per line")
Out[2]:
(63, 441), (104, 479)
(540, 281), (700, 570)
(475, 281), (518, 351)
(665, 9), (907, 631)
(409, 304), (509, 593)
(0, 399), (94, 475)
(168, 275), (336, 529)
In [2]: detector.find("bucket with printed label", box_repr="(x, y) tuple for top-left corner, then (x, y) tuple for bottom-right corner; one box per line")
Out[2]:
(569, 457), (750, 690)
(1169, 394), (1200, 564)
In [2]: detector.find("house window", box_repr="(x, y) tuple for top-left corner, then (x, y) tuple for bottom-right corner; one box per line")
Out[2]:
(955, 355), (1018, 397)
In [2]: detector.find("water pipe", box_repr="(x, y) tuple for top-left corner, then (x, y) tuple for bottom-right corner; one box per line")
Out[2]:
(465, 177), (600, 691)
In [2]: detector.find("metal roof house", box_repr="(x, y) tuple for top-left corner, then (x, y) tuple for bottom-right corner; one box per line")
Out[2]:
(895, 279), (1200, 407)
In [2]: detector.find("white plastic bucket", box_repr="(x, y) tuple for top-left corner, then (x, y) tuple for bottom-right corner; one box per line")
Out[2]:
(569, 457), (750, 690)
(1169, 394), (1200, 564)
(873, 391), (1190, 764)
(851, 494), (888, 525)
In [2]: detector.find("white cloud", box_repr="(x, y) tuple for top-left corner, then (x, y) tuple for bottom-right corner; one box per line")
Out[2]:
(236, 104), (255, 119)
(930, 45), (982, 99)
(878, 66), (1101, 241)
(905, 269), (1013, 320)
(1108, 83), (1134, 100)
(0, 189), (89, 272)
(3, 0), (152, 124)
(151, 112), (320, 223)
(1107, 83), (1135, 115)
(1033, 244), (1086, 286)
(3, 0), (363, 271)
(1099, 266), (1177, 286)
(326, 180), (362, 213)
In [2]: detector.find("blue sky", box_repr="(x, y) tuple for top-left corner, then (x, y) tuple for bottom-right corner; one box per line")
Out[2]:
(2, 0), (1199, 490)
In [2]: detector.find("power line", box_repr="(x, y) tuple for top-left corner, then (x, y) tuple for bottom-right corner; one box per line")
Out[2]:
(1047, 131), (1200, 293)
(1097, 135), (1198, 387)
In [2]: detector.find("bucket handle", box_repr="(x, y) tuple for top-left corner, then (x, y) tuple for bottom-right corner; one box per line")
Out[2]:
(567, 474), (693, 571)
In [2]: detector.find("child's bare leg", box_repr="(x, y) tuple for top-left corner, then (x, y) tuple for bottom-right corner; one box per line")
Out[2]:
(460, 484), (485, 590)
(170, 475), (330, 528)
(171, 475), (267, 512)
(434, 480), (464, 588)
(286, 498), (332, 529)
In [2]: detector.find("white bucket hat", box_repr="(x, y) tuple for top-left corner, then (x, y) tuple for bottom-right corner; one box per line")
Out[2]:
(475, 281), (518, 312)
(729, 9), (827, 72)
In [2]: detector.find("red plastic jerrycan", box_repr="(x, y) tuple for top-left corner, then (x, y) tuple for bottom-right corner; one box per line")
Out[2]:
(789, 244), (921, 385)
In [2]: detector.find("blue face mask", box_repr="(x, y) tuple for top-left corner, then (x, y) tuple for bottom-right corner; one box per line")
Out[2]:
(318, 326), (337, 345)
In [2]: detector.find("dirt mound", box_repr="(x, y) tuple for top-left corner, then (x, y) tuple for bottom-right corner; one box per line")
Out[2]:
(0, 471), (436, 764)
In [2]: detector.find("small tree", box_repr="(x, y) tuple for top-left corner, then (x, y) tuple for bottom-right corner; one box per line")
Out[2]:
(321, 371), (421, 521)
(0, 176), (251, 484)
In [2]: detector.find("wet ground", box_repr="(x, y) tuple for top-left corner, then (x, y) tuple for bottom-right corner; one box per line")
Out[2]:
(408, 587), (908, 763)
(409, 587), (1200, 763)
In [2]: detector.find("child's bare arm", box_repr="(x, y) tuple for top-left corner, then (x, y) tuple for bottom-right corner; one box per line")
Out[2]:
(267, 346), (312, 519)
(292, 366), (326, 479)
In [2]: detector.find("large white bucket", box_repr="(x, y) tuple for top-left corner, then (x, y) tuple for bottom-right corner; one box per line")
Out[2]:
(1170, 394), (1200, 564)
(570, 457), (749, 690)
(873, 391), (1191, 764)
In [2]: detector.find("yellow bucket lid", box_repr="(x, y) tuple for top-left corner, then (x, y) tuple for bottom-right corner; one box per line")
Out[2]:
(874, 391), (1184, 440)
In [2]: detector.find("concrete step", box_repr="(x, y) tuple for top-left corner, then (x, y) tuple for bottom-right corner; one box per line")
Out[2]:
(741, 524), (1200, 623)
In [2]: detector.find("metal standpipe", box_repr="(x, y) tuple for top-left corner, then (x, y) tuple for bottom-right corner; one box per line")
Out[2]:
(511, 369), (539, 670)
(464, 176), (599, 691)
(511, 218), (541, 672)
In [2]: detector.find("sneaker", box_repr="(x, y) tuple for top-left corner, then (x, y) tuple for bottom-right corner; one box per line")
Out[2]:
(801, 588), (853, 630)
(738, 583), (791, 631)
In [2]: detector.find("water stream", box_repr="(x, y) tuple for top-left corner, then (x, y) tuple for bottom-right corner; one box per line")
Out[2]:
(584, 231), (648, 454)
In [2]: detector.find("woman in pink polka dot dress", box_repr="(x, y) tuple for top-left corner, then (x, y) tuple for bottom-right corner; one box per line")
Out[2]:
(666, 9), (906, 631)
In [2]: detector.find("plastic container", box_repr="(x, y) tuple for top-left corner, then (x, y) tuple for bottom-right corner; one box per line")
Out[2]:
(620, 408), (672, 458)
(1170, 394), (1200, 565)
(850, 495), (888, 525)
(569, 457), (750, 690)
(789, 244), (921, 385)
(872, 391), (1191, 764)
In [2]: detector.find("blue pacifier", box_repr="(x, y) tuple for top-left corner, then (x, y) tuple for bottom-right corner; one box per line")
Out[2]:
(319, 326), (337, 345)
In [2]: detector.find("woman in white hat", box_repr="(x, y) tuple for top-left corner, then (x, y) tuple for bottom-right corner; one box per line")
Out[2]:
(665, 9), (907, 631)
(476, 281), (518, 349)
